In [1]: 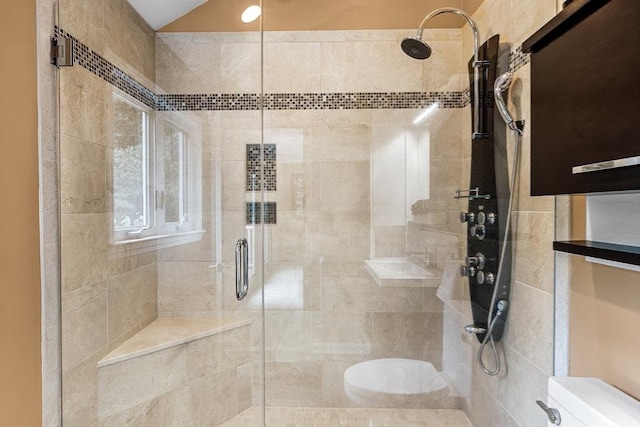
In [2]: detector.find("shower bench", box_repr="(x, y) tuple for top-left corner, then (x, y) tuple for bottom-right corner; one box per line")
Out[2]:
(96, 317), (253, 424)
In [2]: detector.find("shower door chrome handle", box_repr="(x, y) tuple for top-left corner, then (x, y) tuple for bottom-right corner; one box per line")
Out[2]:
(235, 238), (249, 300)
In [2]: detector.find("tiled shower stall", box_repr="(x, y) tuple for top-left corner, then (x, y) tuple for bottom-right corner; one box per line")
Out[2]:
(40, 0), (561, 425)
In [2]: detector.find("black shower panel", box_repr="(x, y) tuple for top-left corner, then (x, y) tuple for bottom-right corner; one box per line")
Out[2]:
(461, 34), (512, 343)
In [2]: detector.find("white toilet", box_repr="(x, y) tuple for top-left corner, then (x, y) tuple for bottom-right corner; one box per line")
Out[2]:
(544, 377), (640, 426)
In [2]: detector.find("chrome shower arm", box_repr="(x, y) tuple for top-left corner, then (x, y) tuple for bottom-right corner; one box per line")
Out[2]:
(416, 7), (481, 66)
(406, 7), (489, 139)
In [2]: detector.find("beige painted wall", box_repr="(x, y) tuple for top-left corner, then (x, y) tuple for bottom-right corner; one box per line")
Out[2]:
(161, 0), (482, 32)
(569, 196), (640, 400)
(0, 0), (43, 425)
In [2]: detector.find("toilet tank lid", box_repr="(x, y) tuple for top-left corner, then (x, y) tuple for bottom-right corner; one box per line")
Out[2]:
(549, 377), (640, 426)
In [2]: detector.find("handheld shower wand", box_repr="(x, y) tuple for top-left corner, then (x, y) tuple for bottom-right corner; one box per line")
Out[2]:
(494, 72), (524, 135)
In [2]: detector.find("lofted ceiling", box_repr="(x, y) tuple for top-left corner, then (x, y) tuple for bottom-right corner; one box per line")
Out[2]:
(127, 0), (484, 33)
(127, 0), (210, 30)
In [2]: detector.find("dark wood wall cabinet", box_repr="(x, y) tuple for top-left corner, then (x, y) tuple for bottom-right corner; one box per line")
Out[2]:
(523, 0), (640, 196)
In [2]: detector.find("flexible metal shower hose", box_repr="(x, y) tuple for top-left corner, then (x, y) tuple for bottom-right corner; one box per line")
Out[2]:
(478, 124), (523, 376)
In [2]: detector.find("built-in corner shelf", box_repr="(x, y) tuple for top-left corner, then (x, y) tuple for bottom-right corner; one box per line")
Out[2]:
(553, 240), (640, 266)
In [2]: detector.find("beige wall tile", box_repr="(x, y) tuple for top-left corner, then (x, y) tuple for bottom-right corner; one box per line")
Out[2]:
(264, 42), (322, 93)
(270, 214), (305, 262)
(309, 161), (370, 213)
(264, 361), (323, 407)
(103, 0), (155, 83)
(373, 226), (406, 257)
(97, 346), (186, 418)
(421, 40), (466, 92)
(63, 352), (100, 426)
(442, 305), (473, 408)
(156, 35), (221, 94)
(60, 213), (108, 292)
(320, 41), (422, 93)
(59, 68), (107, 145)
(372, 312), (442, 367)
(98, 387), (188, 427)
(220, 128), (262, 161)
(322, 274), (425, 313)
(58, 0), (106, 54)
(158, 261), (216, 313)
(264, 311), (310, 362)
(476, 342), (550, 426)
(60, 135), (107, 214)
(219, 42), (261, 93)
(107, 264), (157, 342)
(509, 0), (556, 46)
(185, 369), (238, 425)
(236, 362), (253, 413)
(185, 326), (251, 380)
(304, 122), (372, 162)
(62, 282), (108, 372)
(503, 281), (554, 374)
(469, 376), (519, 427)
(512, 211), (555, 293)
(311, 312), (372, 361)
(321, 361), (359, 408)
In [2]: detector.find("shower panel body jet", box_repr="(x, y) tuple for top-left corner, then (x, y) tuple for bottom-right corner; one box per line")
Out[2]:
(459, 34), (512, 343)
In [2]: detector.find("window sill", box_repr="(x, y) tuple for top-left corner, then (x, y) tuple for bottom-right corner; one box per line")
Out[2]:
(114, 229), (205, 252)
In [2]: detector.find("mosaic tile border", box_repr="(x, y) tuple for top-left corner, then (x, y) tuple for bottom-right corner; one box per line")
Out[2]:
(156, 92), (467, 111)
(508, 45), (530, 73)
(56, 27), (157, 109)
(58, 27), (529, 112)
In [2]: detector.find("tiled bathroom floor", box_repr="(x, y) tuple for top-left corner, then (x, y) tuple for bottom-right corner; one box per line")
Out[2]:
(218, 407), (473, 427)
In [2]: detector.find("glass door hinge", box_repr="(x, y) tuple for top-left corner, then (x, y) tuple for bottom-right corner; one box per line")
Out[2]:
(50, 36), (74, 67)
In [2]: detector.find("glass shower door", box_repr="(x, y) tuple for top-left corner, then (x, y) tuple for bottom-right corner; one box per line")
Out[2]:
(57, 0), (265, 425)
(258, 1), (472, 424)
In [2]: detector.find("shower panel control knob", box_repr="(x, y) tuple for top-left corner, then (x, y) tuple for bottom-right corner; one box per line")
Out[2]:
(470, 224), (485, 240)
(460, 212), (475, 223)
(477, 211), (496, 225)
(476, 271), (495, 285)
(460, 265), (476, 277)
(466, 253), (485, 270)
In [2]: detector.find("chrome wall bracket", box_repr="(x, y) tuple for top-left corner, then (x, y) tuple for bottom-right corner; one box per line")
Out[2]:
(455, 187), (491, 200)
(50, 36), (74, 67)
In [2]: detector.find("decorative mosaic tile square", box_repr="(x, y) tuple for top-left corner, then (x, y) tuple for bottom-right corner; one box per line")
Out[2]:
(246, 144), (276, 192)
(246, 202), (277, 225)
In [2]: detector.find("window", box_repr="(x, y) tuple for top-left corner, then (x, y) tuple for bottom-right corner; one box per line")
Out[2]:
(111, 90), (202, 246)
(112, 93), (153, 239)
(160, 122), (190, 232)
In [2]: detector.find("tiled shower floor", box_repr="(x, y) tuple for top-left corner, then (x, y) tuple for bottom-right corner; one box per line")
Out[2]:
(218, 407), (473, 427)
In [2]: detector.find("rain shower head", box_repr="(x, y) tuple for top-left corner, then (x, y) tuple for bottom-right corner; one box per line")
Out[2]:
(401, 7), (481, 64)
(401, 37), (432, 60)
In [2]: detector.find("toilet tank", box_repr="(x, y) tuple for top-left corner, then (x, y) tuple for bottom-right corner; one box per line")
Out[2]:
(546, 377), (640, 427)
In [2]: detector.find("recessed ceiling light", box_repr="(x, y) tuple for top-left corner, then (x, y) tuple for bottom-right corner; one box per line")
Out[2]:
(241, 5), (261, 23)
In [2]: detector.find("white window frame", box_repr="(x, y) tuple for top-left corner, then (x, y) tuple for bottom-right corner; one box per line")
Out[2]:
(157, 119), (194, 235)
(111, 90), (204, 248)
(111, 91), (156, 242)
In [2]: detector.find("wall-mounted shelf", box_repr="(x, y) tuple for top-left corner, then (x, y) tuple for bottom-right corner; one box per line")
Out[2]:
(553, 240), (640, 266)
